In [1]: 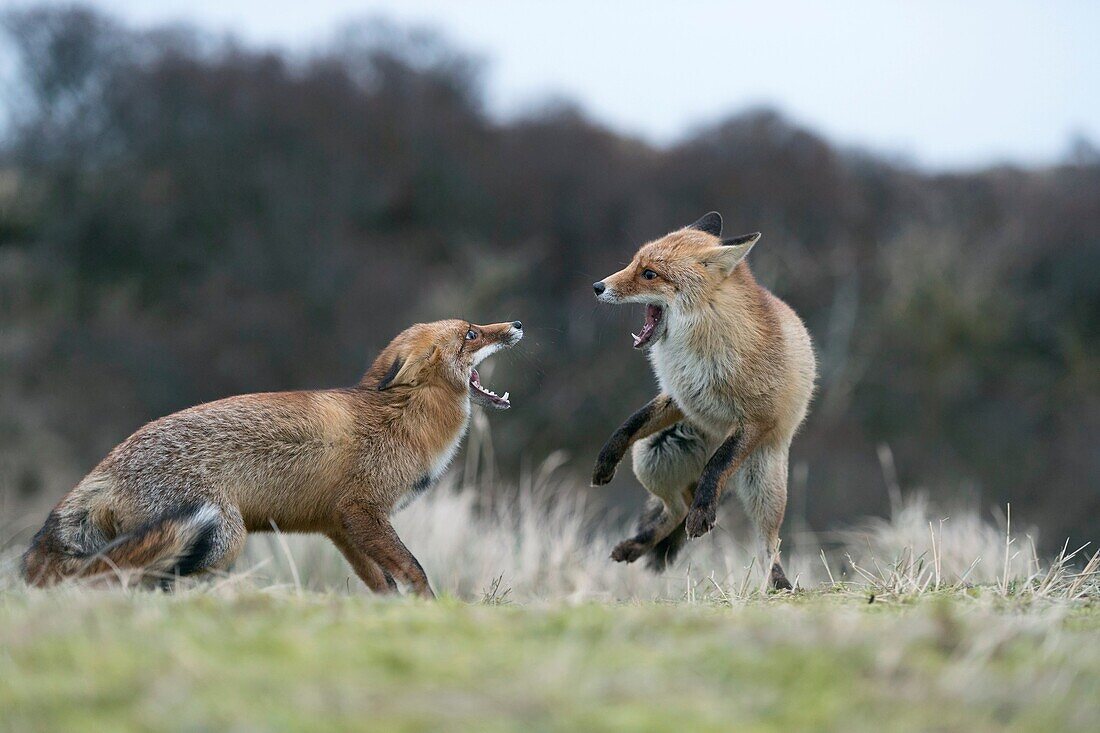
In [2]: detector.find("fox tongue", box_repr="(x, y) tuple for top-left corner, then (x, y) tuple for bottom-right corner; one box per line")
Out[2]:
(632, 305), (661, 348)
(469, 368), (511, 408)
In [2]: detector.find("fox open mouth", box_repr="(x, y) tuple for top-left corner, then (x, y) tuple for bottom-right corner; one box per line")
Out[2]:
(470, 368), (510, 409)
(632, 305), (664, 349)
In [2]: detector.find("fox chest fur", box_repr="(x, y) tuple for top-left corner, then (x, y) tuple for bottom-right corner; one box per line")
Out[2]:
(353, 389), (472, 512)
(648, 308), (783, 437)
(649, 330), (739, 436)
(428, 400), (471, 481)
(394, 397), (470, 509)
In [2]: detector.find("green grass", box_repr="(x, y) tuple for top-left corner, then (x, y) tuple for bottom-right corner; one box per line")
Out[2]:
(3, 479), (1097, 731)
(3, 589), (1099, 732)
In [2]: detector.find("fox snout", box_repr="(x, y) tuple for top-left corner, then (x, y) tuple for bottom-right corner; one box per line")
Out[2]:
(504, 321), (523, 344)
(478, 321), (524, 348)
(592, 272), (656, 306)
(468, 320), (522, 409)
(593, 268), (670, 348)
(592, 280), (624, 304)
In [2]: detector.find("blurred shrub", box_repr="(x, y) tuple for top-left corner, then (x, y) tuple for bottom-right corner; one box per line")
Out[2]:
(0, 6), (1097, 546)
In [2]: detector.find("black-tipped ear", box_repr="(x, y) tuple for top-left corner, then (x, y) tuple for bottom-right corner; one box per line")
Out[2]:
(722, 232), (761, 247)
(377, 357), (403, 391)
(688, 212), (723, 236)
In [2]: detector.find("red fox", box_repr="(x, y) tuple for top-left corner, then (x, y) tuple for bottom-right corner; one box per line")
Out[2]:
(22, 319), (523, 596)
(591, 212), (815, 589)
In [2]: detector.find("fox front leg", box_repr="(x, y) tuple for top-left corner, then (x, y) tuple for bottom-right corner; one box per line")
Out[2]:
(337, 499), (435, 598)
(685, 423), (768, 538)
(591, 394), (684, 486)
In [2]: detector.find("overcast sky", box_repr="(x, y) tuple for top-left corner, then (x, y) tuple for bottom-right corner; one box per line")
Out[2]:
(22, 0), (1100, 170)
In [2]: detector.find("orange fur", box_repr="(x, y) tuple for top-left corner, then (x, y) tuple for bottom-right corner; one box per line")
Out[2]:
(593, 213), (816, 588)
(22, 319), (524, 595)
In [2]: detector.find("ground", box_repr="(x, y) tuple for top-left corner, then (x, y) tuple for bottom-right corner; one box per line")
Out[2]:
(3, 481), (1098, 731)
(3, 588), (1099, 732)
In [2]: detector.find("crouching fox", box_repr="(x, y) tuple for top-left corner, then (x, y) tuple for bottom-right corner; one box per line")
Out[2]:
(22, 319), (523, 596)
(591, 212), (816, 589)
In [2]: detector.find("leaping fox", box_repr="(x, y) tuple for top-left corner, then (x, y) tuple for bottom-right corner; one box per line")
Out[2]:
(22, 319), (523, 595)
(591, 212), (816, 589)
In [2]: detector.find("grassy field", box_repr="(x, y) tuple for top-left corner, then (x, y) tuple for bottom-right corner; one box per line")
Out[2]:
(2, 457), (1098, 732)
(2, 588), (1099, 732)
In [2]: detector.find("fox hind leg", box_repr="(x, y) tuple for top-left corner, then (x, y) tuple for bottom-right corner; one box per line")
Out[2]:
(614, 423), (716, 570)
(735, 443), (793, 590)
(611, 492), (689, 564)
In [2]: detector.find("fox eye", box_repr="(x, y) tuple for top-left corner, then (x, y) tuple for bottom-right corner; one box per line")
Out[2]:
(465, 329), (478, 340)
(642, 269), (658, 280)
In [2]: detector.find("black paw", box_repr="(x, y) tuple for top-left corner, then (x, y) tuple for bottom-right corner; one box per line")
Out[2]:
(611, 540), (646, 563)
(591, 459), (617, 486)
(770, 566), (793, 591)
(685, 504), (716, 538)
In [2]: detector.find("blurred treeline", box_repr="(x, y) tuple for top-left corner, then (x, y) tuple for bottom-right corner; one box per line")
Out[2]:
(1, 6), (1097, 546)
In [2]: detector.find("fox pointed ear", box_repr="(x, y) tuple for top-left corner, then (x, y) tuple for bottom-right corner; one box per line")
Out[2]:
(687, 211), (722, 236)
(377, 347), (434, 390)
(722, 231), (761, 248)
(705, 232), (761, 275)
(377, 357), (409, 390)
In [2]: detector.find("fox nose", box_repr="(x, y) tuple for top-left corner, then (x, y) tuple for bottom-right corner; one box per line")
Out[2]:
(593, 281), (606, 295)
(512, 321), (523, 330)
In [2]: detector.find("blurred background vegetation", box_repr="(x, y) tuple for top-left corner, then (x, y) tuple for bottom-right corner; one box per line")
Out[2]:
(1, 6), (1097, 549)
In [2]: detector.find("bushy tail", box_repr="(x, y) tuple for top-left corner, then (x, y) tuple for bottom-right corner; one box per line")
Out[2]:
(646, 518), (687, 572)
(22, 504), (220, 587)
